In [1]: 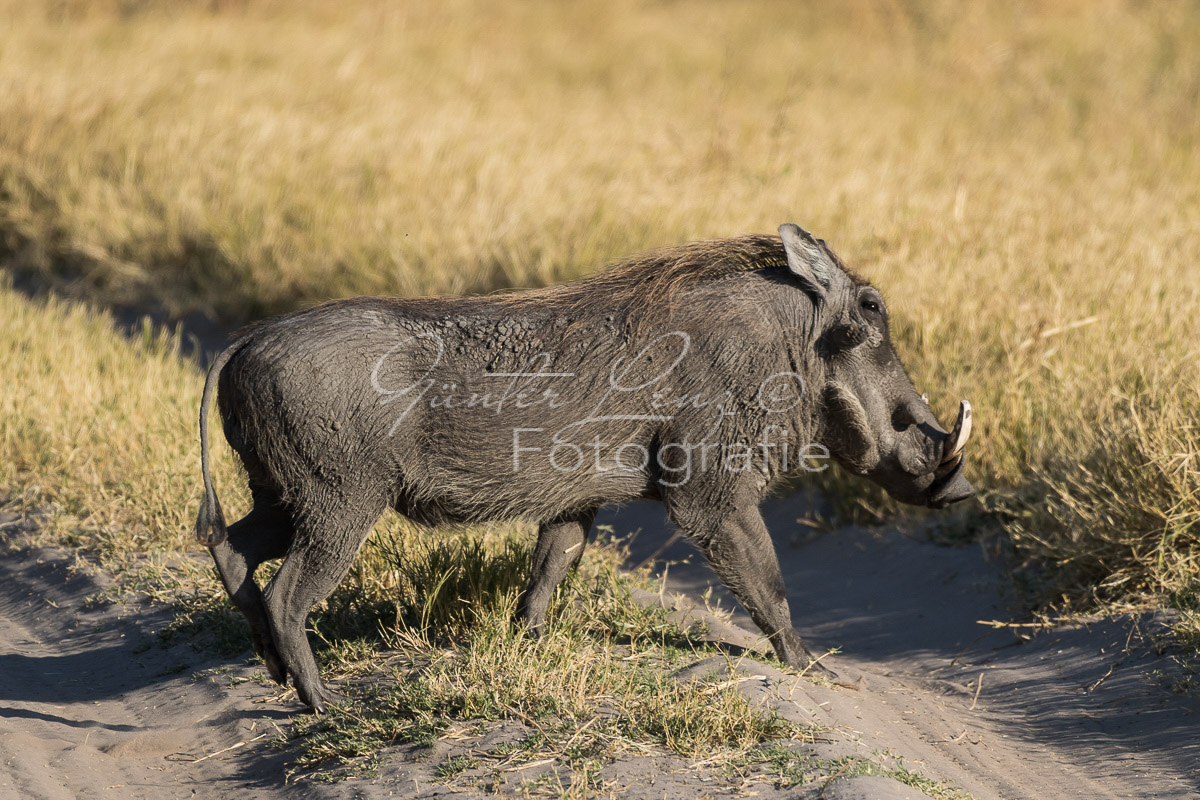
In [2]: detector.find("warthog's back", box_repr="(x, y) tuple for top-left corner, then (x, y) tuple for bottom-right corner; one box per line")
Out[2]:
(215, 236), (807, 524)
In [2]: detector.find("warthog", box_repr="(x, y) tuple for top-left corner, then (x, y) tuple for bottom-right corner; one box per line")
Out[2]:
(194, 223), (974, 710)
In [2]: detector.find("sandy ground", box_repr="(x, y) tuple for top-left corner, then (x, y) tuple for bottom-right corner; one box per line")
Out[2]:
(0, 499), (1197, 799)
(602, 498), (1200, 799)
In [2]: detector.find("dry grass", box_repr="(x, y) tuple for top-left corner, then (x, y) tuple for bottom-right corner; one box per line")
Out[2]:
(285, 531), (813, 785)
(0, 279), (242, 572)
(172, 519), (832, 790)
(0, 0), (1198, 708)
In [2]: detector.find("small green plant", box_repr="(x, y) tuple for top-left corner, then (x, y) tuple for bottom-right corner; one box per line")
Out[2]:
(434, 755), (478, 779)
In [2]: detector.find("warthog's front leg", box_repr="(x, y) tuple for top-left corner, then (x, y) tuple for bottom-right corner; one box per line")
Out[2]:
(670, 502), (838, 680)
(518, 510), (596, 636)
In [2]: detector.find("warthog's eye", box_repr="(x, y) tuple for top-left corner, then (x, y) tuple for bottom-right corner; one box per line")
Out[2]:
(858, 289), (885, 321)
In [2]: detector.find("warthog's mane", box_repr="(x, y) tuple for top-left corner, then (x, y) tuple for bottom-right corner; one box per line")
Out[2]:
(487, 233), (859, 321)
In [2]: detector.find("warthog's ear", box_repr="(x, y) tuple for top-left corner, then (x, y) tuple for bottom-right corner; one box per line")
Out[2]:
(779, 223), (835, 301)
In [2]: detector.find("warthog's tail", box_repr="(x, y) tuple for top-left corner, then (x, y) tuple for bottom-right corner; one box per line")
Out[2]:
(193, 337), (248, 547)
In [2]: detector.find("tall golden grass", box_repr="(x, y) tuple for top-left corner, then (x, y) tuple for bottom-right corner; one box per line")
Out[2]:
(1, 0), (1197, 607)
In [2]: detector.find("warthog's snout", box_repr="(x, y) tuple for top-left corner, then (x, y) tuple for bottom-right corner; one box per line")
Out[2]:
(884, 397), (975, 508)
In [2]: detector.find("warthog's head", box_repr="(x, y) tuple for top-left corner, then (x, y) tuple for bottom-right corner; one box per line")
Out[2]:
(779, 223), (974, 509)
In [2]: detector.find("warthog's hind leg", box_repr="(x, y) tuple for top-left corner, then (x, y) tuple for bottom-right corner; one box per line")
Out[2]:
(261, 497), (385, 712)
(518, 510), (596, 636)
(209, 497), (294, 685)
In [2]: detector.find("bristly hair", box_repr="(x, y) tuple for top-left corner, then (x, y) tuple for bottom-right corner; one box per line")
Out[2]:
(490, 232), (862, 319)
(577, 234), (792, 311)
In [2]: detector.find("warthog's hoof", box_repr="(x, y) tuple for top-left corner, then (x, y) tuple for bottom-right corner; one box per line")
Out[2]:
(298, 681), (345, 714)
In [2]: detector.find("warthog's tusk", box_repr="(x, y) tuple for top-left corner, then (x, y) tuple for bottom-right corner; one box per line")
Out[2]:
(941, 400), (973, 465)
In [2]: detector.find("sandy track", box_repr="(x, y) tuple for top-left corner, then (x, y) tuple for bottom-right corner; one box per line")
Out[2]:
(604, 498), (1200, 799)
(1, 500), (1197, 799)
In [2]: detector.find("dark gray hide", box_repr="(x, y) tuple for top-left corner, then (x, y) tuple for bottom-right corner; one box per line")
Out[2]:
(194, 224), (974, 710)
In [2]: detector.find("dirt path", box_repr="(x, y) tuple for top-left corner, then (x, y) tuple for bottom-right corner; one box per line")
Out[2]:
(603, 498), (1200, 800)
(0, 531), (338, 800)
(1, 500), (1197, 799)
